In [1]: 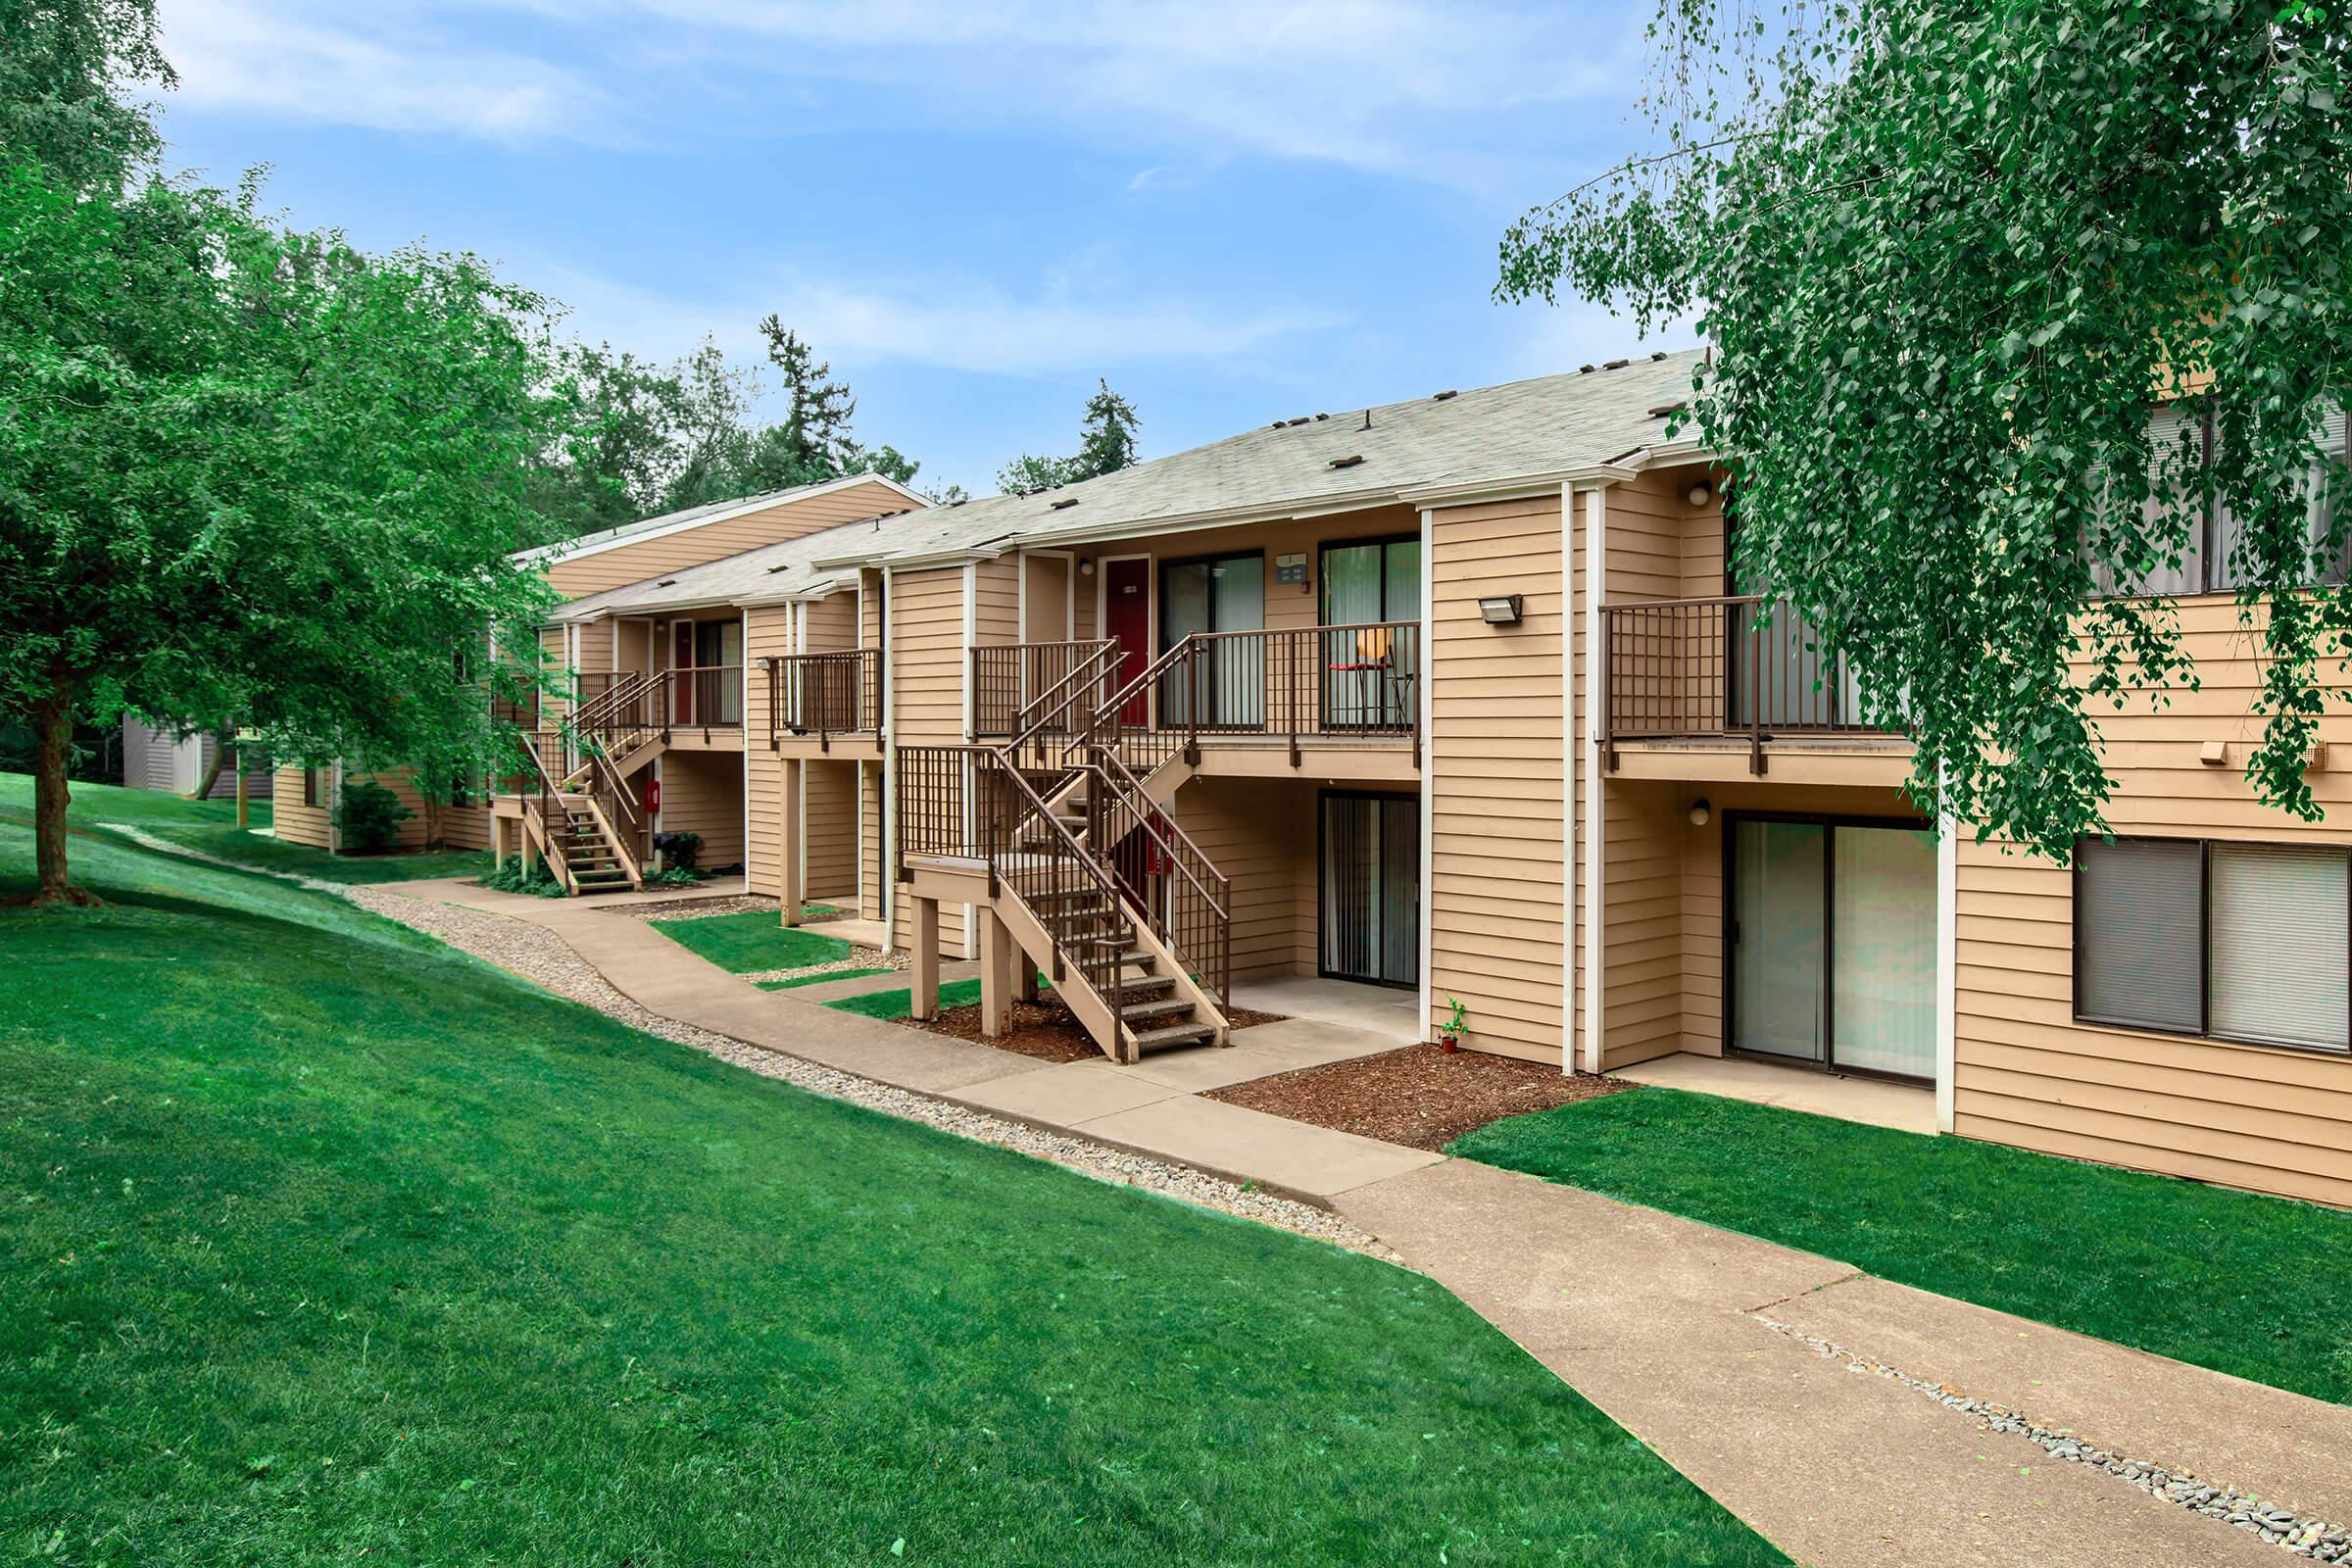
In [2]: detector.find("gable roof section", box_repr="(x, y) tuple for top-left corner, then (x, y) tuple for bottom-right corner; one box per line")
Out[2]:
(549, 507), (937, 622)
(513, 470), (929, 568)
(810, 350), (1706, 569)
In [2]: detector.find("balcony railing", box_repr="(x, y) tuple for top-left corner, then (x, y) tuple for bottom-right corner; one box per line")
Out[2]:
(971, 640), (1121, 739)
(766, 650), (882, 750)
(1599, 595), (1893, 772)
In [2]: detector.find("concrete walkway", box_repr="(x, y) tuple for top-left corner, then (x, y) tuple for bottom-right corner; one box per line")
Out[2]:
(379, 876), (1437, 1201)
(373, 874), (2352, 1567)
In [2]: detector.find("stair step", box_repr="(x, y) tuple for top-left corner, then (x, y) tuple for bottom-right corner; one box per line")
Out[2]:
(1129, 1020), (1216, 1053)
(1118, 997), (1195, 1023)
(1115, 971), (1176, 995)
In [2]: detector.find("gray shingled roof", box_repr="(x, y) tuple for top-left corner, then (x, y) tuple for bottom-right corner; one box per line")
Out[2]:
(812, 349), (1704, 568)
(552, 348), (1706, 620)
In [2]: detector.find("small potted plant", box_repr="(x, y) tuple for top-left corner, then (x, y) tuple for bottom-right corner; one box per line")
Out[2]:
(1437, 996), (1468, 1054)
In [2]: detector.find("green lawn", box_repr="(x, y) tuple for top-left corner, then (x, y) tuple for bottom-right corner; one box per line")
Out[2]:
(650, 908), (852, 972)
(758, 965), (896, 992)
(1452, 1089), (2352, 1406)
(826, 976), (987, 1018)
(145, 822), (491, 884)
(0, 771), (270, 830)
(0, 811), (1782, 1565)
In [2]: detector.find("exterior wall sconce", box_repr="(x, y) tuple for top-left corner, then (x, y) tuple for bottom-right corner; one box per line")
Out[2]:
(1079, 559), (1096, 576)
(1686, 479), (1716, 508)
(1478, 594), (1525, 626)
(1688, 798), (1712, 827)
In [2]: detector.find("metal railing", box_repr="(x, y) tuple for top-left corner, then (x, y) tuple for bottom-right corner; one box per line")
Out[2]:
(971, 640), (1121, 739)
(767, 650), (882, 750)
(658, 663), (744, 733)
(895, 744), (1142, 1016)
(1092, 742), (1230, 1008)
(1599, 595), (1892, 772)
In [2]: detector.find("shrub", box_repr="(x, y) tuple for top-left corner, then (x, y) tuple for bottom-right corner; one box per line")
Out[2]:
(479, 857), (567, 898)
(652, 830), (702, 871)
(334, 779), (413, 854)
(643, 865), (704, 888)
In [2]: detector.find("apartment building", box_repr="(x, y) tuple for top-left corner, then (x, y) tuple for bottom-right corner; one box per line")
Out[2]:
(271, 472), (923, 857)
(481, 355), (2347, 1208)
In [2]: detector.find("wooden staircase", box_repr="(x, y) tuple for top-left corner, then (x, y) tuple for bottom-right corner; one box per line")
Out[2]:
(898, 638), (1232, 1063)
(546, 796), (639, 895)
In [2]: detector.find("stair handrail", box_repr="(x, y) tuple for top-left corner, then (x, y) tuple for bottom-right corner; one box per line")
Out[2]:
(953, 745), (1136, 1020)
(567, 667), (656, 739)
(511, 732), (578, 896)
(1090, 741), (1232, 1008)
(1068, 632), (1202, 764)
(1008, 639), (1120, 746)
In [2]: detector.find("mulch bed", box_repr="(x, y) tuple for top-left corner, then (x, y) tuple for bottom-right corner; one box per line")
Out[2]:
(906, 993), (1284, 1064)
(1205, 1044), (1634, 1152)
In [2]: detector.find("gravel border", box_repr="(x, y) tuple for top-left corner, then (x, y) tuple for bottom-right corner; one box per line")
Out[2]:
(111, 824), (1393, 1257)
(1755, 1308), (2348, 1559)
(608, 893), (780, 920)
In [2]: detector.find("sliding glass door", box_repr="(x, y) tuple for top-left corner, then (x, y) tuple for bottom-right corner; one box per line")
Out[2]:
(1160, 552), (1264, 728)
(1728, 815), (1935, 1080)
(1321, 537), (1420, 730)
(1320, 792), (1418, 988)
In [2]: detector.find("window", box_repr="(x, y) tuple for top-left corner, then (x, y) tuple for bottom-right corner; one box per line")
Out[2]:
(2075, 836), (2351, 1053)
(2089, 403), (2349, 597)
(303, 768), (320, 808)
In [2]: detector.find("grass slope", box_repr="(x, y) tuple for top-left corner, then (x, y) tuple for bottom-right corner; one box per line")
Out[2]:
(758, 966), (896, 992)
(0, 809), (1782, 1566)
(145, 822), (490, 884)
(1453, 1089), (2352, 1406)
(650, 908), (852, 972)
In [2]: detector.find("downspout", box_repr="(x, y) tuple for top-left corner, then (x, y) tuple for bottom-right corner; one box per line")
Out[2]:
(1581, 483), (1608, 1076)
(740, 608), (751, 894)
(1561, 482), (1579, 1074)
(960, 562), (978, 958)
(881, 566), (898, 952)
(1417, 505), (1437, 1046)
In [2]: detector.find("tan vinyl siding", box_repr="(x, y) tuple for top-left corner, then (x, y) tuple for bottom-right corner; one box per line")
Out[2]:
(1170, 777), (1318, 979)
(805, 759), (858, 901)
(273, 767), (331, 849)
(859, 760), (885, 923)
(1023, 552), (1072, 641)
(889, 564), (971, 956)
(743, 605), (793, 898)
(804, 592), (858, 655)
(1430, 493), (1566, 1063)
(1954, 596), (2352, 1207)
(975, 556), (1019, 647)
(658, 749), (744, 870)
(542, 479), (913, 599)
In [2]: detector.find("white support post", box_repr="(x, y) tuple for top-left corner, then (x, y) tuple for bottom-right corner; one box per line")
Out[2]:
(1561, 482), (1579, 1074)
(1417, 505), (1437, 1046)
(1581, 483), (1608, 1076)
(1936, 805), (1959, 1134)
(911, 896), (941, 1021)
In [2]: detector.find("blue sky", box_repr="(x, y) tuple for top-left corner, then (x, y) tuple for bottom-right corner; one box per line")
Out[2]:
(153, 1), (1693, 497)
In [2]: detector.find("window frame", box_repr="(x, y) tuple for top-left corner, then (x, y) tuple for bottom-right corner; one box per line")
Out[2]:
(2091, 400), (2349, 601)
(302, 768), (320, 808)
(2072, 834), (2352, 1056)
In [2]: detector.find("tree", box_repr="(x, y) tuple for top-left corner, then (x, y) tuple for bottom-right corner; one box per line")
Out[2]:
(659, 336), (762, 513)
(997, 380), (1144, 496)
(0, 165), (565, 904)
(758, 317), (859, 477)
(1075, 378), (1143, 479)
(0, 0), (171, 193)
(1496, 0), (2352, 858)
(997, 452), (1081, 497)
(529, 341), (688, 538)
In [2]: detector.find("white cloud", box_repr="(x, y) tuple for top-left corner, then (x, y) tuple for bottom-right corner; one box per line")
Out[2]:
(538, 262), (1348, 379)
(160, 0), (607, 140)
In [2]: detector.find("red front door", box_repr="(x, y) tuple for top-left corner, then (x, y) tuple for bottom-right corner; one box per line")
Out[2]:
(1103, 559), (1152, 723)
(672, 623), (695, 724)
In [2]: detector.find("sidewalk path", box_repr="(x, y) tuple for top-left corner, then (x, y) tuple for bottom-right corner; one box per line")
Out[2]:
(375, 874), (2352, 1567)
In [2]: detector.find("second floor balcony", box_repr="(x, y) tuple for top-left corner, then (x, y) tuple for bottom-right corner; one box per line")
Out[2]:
(762, 649), (883, 751)
(1600, 594), (1901, 774)
(971, 621), (1421, 771)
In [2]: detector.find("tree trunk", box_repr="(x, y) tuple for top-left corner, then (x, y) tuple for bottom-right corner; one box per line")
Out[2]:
(30, 682), (97, 907)
(191, 726), (237, 801)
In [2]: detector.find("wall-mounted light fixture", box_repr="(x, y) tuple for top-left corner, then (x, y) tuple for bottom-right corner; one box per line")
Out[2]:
(1686, 479), (1716, 509)
(1079, 559), (1096, 576)
(1478, 594), (1525, 626)
(1688, 798), (1712, 827)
